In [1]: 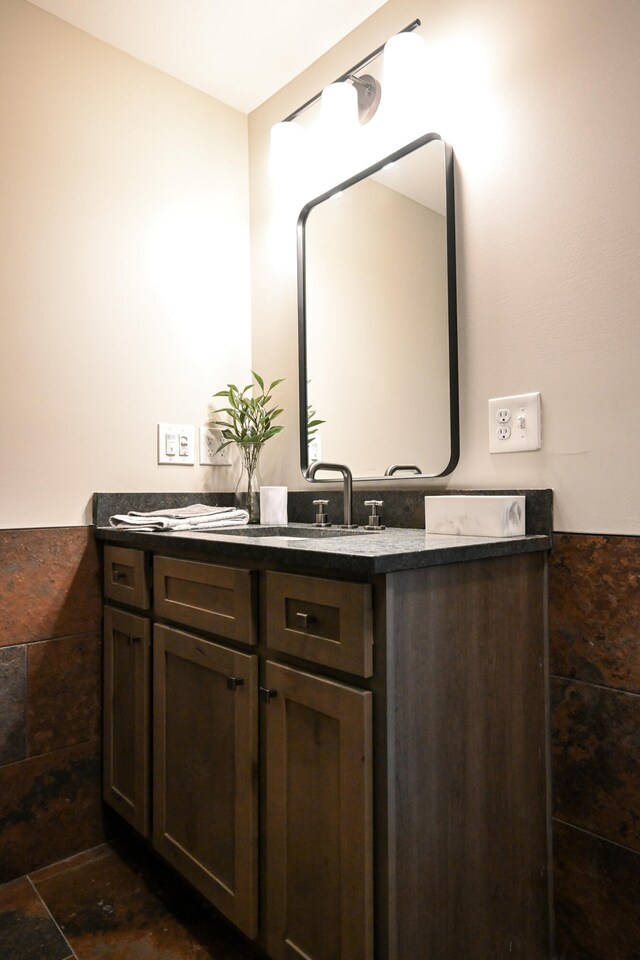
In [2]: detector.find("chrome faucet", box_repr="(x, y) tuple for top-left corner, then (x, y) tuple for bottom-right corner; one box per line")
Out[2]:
(305, 461), (357, 528)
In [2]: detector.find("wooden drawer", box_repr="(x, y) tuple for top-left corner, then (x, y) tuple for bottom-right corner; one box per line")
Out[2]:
(154, 556), (257, 645)
(104, 545), (150, 610)
(264, 571), (373, 677)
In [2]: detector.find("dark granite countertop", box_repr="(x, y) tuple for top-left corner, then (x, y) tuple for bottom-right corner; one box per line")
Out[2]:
(95, 524), (551, 577)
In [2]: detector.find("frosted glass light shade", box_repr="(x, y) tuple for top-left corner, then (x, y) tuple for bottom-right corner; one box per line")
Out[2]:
(269, 120), (304, 177)
(384, 31), (425, 80)
(321, 82), (358, 131)
(381, 31), (427, 147)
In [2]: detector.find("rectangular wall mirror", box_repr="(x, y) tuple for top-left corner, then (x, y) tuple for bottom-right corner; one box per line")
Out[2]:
(297, 132), (459, 481)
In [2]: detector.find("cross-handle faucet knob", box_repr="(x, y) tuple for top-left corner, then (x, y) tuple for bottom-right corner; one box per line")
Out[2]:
(312, 499), (331, 527)
(364, 499), (385, 530)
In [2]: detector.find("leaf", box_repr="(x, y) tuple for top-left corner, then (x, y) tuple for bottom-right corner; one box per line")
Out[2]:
(210, 371), (285, 449)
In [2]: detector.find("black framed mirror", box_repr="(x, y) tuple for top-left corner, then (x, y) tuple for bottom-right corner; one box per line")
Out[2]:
(297, 132), (459, 481)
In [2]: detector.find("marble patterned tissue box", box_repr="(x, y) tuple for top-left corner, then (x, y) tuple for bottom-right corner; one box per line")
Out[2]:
(424, 495), (526, 538)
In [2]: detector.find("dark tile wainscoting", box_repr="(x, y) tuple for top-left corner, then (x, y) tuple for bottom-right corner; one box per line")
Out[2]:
(0, 527), (125, 884)
(550, 533), (640, 959)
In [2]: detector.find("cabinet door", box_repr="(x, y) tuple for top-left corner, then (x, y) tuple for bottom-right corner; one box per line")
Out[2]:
(264, 661), (373, 960)
(103, 605), (151, 836)
(153, 624), (258, 939)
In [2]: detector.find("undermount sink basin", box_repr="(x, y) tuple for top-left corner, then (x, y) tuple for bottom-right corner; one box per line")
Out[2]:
(210, 524), (369, 539)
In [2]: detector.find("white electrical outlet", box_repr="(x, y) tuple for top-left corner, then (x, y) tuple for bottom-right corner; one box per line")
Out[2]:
(488, 393), (542, 453)
(199, 427), (232, 466)
(308, 435), (321, 464)
(157, 423), (195, 464)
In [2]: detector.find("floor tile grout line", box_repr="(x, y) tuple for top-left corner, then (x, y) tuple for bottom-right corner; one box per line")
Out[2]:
(27, 875), (78, 960)
(28, 838), (119, 885)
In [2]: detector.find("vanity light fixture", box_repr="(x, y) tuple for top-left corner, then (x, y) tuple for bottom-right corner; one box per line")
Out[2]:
(270, 18), (422, 158)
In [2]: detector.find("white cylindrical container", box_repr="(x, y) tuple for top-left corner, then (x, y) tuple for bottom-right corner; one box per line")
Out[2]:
(260, 486), (288, 525)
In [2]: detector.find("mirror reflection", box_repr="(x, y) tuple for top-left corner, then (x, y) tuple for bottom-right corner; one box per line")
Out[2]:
(298, 133), (458, 481)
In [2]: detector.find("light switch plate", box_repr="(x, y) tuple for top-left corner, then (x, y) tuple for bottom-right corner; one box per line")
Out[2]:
(157, 423), (195, 464)
(488, 393), (542, 453)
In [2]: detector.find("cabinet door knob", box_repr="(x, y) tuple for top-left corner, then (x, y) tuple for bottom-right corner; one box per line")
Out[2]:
(295, 612), (317, 630)
(259, 687), (278, 704)
(226, 675), (244, 691)
(127, 635), (142, 645)
(112, 570), (124, 582)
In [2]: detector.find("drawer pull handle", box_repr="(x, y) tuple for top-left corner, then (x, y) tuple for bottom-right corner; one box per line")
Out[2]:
(295, 612), (317, 630)
(127, 635), (143, 645)
(259, 687), (278, 704)
(226, 675), (244, 691)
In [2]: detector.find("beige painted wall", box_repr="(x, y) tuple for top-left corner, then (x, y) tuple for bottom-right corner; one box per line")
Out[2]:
(0, 0), (252, 528)
(249, 0), (640, 535)
(3, 0), (639, 534)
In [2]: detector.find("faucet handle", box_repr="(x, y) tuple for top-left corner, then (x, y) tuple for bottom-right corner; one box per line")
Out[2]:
(364, 499), (385, 531)
(312, 499), (331, 527)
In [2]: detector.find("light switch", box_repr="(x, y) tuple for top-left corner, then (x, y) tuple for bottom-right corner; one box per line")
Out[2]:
(157, 423), (195, 464)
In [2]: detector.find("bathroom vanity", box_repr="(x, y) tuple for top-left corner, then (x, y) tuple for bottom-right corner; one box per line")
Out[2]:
(97, 510), (552, 960)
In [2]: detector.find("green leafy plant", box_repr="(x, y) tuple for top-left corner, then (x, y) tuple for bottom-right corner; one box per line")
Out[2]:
(307, 403), (325, 442)
(306, 381), (325, 442)
(211, 371), (285, 451)
(210, 372), (285, 522)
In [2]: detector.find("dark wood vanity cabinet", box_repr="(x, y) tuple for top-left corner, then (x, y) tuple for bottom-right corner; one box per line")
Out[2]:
(101, 540), (551, 960)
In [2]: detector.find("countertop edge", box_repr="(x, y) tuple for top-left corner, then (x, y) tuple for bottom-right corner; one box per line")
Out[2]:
(95, 526), (552, 576)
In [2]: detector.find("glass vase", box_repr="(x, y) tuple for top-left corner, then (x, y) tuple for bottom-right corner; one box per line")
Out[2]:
(234, 443), (263, 523)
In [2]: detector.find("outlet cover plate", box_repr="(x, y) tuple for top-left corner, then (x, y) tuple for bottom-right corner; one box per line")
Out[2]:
(199, 427), (232, 466)
(488, 393), (542, 453)
(157, 423), (195, 464)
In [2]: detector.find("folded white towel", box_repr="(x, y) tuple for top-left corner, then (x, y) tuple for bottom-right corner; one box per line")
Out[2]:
(109, 503), (249, 531)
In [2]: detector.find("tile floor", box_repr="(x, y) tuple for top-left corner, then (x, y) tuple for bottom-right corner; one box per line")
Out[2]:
(0, 837), (265, 959)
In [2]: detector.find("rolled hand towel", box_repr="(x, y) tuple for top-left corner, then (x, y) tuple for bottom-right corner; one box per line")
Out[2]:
(109, 503), (249, 531)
